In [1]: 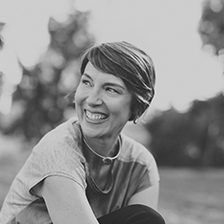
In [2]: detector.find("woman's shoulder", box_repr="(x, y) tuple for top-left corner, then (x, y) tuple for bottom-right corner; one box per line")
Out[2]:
(29, 117), (86, 172)
(119, 133), (155, 165)
(41, 117), (81, 142)
(119, 133), (160, 186)
(20, 117), (86, 187)
(34, 117), (82, 153)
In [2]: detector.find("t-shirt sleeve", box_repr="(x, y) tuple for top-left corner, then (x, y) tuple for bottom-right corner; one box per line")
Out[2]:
(0, 122), (87, 223)
(22, 134), (87, 195)
(134, 148), (160, 194)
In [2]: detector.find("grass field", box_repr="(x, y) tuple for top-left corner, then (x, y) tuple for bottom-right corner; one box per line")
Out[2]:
(159, 168), (224, 224)
(0, 136), (224, 224)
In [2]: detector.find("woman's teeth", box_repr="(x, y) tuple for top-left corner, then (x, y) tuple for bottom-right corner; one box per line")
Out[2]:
(86, 111), (107, 121)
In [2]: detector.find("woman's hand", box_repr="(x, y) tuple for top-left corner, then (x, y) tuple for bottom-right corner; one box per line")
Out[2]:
(37, 176), (99, 224)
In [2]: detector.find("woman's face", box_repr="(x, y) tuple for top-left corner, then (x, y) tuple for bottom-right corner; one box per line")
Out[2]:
(75, 62), (132, 140)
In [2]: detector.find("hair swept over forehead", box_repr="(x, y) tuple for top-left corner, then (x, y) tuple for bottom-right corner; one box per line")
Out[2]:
(80, 41), (156, 119)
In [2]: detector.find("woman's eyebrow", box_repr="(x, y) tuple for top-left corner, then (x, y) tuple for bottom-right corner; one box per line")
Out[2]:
(83, 73), (126, 90)
(82, 73), (92, 80)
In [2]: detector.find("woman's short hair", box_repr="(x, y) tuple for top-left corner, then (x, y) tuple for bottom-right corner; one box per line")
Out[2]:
(80, 41), (156, 121)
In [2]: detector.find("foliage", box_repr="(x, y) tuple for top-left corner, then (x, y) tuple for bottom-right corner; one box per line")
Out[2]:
(1, 10), (94, 141)
(145, 93), (224, 167)
(198, 0), (224, 55)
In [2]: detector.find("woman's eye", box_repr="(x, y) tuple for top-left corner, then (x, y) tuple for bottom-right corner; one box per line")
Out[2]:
(106, 87), (119, 94)
(82, 79), (91, 86)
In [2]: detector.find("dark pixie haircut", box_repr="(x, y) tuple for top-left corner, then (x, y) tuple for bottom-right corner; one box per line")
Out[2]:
(80, 41), (156, 121)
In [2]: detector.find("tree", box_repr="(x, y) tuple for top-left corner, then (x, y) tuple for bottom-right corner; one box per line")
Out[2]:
(198, 0), (224, 55)
(1, 9), (94, 141)
(197, 0), (224, 167)
(145, 93), (224, 167)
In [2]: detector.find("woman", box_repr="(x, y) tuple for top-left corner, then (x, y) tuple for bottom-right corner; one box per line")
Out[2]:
(0, 41), (165, 224)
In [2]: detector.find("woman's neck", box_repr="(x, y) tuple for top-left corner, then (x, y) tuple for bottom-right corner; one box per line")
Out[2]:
(83, 135), (120, 167)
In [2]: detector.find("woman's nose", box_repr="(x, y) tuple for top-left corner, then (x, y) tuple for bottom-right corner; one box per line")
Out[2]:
(86, 88), (103, 106)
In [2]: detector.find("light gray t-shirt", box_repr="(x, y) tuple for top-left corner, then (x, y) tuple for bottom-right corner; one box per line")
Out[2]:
(0, 118), (159, 224)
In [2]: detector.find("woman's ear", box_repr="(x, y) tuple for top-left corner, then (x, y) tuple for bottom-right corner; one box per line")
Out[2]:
(128, 113), (135, 121)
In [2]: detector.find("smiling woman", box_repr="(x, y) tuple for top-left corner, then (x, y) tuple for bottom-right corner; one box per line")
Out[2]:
(75, 62), (133, 143)
(0, 41), (165, 224)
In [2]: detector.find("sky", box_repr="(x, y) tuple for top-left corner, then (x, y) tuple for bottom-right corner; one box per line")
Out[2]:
(0, 0), (223, 114)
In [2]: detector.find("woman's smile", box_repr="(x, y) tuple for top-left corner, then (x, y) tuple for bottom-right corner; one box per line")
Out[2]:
(85, 110), (108, 122)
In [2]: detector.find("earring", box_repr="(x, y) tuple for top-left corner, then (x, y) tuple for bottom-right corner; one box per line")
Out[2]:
(133, 117), (139, 124)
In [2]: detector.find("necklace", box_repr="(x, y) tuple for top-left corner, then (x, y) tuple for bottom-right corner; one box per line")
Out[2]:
(83, 136), (121, 165)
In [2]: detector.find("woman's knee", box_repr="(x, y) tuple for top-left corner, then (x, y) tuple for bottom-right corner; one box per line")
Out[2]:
(98, 204), (165, 224)
(126, 204), (165, 224)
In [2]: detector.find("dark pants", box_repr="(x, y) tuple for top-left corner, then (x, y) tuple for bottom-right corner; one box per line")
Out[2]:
(97, 205), (165, 224)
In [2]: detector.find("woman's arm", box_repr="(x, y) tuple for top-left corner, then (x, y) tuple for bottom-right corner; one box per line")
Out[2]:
(127, 182), (159, 210)
(35, 176), (99, 224)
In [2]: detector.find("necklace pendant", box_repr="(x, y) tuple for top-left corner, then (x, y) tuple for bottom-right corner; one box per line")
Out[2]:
(83, 137), (121, 165)
(102, 157), (113, 165)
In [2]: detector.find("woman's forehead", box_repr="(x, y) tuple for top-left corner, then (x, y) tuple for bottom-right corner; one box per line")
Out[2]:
(84, 62), (126, 86)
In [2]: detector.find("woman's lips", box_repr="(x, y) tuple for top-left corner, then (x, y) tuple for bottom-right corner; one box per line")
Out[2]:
(85, 110), (108, 121)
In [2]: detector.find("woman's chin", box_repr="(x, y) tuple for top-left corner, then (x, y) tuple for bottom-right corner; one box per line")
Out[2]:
(81, 125), (103, 139)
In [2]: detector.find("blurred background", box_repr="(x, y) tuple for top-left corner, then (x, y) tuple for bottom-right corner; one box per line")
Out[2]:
(0, 0), (224, 223)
